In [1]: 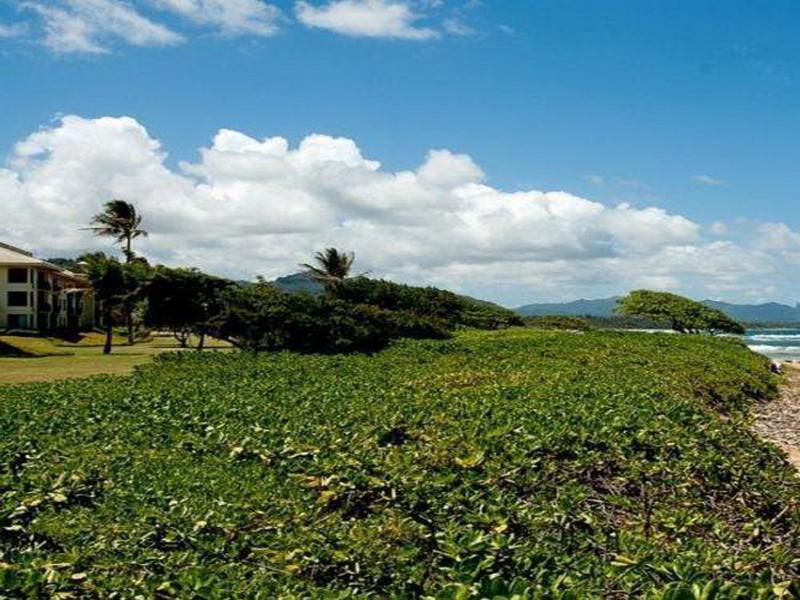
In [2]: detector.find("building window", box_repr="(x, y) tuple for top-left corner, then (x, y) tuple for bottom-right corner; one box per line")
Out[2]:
(8, 314), (29, 329)
(7, 291), (29, 307)
(8, 268), (28, 284)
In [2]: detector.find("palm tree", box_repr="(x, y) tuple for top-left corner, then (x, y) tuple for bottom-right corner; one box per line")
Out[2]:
(86, 201), (148, 343)
(300, 248), (356, 291)
(87, 200), (148, 263)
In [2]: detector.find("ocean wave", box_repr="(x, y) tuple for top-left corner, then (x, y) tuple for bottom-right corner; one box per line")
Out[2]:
(748, 344), (800, 355)
(747, 334), (800, 342)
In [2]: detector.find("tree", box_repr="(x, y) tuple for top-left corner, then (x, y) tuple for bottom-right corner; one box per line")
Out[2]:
(300, 248), (355, 292)
(86, 201), (149, 343)
(144, 268), (232, 350)
(87, 200), (148, 263)
(80, 254), (127, 354)
(617, 290), (745, 335)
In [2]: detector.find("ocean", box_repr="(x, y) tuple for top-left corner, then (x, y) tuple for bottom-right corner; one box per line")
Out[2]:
(745, 328), (800, 361)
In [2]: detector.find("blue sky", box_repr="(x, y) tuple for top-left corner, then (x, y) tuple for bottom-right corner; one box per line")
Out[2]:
(2, 1), (800, 304)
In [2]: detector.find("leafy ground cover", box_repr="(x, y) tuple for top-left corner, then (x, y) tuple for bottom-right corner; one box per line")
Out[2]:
(0, 330), (798, 597)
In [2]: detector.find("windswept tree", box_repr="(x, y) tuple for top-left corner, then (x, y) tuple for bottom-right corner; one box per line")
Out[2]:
(80, 254), (127, 354)
(300, 248), (356, 292)
(617, 290), (745, 335)
(87, 200), (148, 263)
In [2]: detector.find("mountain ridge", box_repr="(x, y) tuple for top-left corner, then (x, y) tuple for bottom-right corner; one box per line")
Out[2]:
(515, 297), (800, 324)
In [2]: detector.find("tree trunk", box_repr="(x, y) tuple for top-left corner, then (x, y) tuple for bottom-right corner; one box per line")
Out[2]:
(104, 319), (113, 355)
(173, 329), (189, 348)
(197, 330), (206, 351)
(127, 313), (134, 345)
(124, 238), (134, 344)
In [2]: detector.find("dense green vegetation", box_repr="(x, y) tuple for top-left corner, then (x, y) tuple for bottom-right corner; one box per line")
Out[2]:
(333, 277), (523, 330)
(1, 330), (797, 598)
(213, 283), (451, 354)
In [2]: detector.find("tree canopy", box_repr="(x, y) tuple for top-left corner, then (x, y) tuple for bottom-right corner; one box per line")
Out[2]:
(617, 290), (745, 335)
(144, 268), (233, 349)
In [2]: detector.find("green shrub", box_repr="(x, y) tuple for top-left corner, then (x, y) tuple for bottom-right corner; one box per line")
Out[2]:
(0, 330), (796, 597)
(384, 309), (452, 341)
(213, 284), (450, 353)
(334, 276), (463, 318)
(334, 276), (523, 329)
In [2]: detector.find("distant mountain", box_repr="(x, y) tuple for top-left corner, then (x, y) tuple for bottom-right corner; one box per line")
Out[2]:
(272, 273), (324, 295)
(515, 297), (800, 324)
(702, 300), (800, 324)
(515, 298), (621, 318)
(45, 257), (80, 270)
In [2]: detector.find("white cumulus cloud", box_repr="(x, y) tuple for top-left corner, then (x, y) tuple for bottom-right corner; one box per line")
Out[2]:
(295, 0), (438, 40)
(1, 115), (793, 304)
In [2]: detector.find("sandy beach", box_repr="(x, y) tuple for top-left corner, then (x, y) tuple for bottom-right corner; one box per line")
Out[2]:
(753, 362), (800, 470)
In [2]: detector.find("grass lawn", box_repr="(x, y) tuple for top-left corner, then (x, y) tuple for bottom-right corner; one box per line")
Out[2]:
(0, 334), (230, 383)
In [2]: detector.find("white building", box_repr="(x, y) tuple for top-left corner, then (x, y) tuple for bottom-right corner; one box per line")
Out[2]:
(0, 242), (94, 331)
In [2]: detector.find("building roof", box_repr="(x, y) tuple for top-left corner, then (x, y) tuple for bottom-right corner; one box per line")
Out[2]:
(0, 242), (88, 285)
(0, 242), (46, 266)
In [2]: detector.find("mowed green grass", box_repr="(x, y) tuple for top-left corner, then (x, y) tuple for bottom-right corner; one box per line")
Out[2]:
(0, 334), (231, 383)
(1, 329), (798, 598)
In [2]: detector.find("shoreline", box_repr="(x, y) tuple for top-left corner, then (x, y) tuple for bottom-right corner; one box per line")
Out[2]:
(753, 362), (800, 470)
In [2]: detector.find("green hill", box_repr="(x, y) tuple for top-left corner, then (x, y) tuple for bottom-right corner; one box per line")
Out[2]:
(271, 272), (324, 295)
(515, 297), (621, 317)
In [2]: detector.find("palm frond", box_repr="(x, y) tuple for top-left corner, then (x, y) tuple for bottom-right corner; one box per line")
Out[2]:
(299, 248), (356, 285)
(85, 199), (148, 260)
